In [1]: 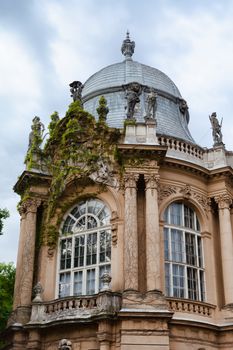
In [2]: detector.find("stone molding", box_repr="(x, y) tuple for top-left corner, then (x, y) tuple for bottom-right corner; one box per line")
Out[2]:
(110, 211), (119, 246)
(214, 193), (232, 210)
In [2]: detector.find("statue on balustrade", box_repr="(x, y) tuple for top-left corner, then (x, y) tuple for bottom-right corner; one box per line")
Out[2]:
(209, 112), (223, 146)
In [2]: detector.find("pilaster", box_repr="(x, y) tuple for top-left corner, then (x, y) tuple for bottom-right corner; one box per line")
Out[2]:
(13, 198), (41, 323)
(144, 173), (161, 292)
(214, 193), (233, 305)
(124, 172), (139, 290)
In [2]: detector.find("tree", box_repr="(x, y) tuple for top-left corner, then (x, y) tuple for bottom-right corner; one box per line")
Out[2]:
(0, 209), (10, 235)
(0, 263), (15, 332)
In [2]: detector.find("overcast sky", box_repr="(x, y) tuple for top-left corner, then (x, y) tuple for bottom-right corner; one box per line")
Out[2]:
(1, 0), (233, 263)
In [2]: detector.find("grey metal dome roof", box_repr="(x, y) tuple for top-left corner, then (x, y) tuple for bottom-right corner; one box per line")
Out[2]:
(82, 34), (195, 144)
(83, 60), (182, 99)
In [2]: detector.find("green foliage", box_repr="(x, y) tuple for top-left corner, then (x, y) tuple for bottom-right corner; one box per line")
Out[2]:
(0, 209), (10, 235)
(96, 96), (109, 122)
(48, 111), (60, 138)
(0, 263), (15, 332)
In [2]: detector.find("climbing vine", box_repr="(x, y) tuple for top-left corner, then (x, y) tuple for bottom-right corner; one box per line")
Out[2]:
(23, 98), (121, 248)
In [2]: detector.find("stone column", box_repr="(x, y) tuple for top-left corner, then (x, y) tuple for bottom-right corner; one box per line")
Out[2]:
(13, 198), (41, 321)
(97, 321), (111, 350)
(13, 207), (27, 309)
(124, 172), (139, 290)
(144, 173), (161, 292)
(215, 193), (233, 305)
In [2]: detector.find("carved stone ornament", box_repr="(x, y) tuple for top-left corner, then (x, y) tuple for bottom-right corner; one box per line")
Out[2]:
(180, 184), (191, 198)
(110, 211), (119, 246)
(123, 173), (139, 189)
(144, 174), (159, 191)
(58, 339), (72, 350)
(18, 198), (41, 215)
(33, 282), (43, 302)
(192, 192), (211, 213)
(121, 31), (135, 59)
(89, 159), (119, 189)
(158, 184), (177, 203)
(28, 116), (45, 151)
(214, 193), (232, 210)
(100, 272), (112, 291)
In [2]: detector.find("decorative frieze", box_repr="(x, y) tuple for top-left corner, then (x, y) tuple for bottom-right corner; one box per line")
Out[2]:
(158, 184), (177, 203)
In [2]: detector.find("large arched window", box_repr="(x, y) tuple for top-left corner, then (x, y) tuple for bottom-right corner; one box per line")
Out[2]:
(164, 202), (205, 301)
(58, 198), (111, 297)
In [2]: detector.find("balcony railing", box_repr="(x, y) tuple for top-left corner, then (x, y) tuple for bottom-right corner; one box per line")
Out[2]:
(167, 298), (216, 317)
(158, 136), (204, 160)
(29, 291), (122, 325)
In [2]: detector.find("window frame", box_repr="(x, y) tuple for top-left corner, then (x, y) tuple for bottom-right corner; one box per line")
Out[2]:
(56, 198), (111, 298)
(164, 202), (205, 302)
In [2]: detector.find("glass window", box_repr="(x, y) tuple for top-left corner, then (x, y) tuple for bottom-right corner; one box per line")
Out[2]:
(58, 199), (111, 297)
(164, 202), (205, 301)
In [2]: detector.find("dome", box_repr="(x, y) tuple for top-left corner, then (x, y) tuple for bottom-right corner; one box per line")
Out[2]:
(82, 34), (195, 144)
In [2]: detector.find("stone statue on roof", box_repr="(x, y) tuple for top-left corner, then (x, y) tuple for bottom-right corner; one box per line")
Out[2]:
(69, 81), (83, 103)
(209, 112), (223, 146)
(124, 82), (142, 119)
(28, 116), (45, 150)
(146, 88), (158, 119)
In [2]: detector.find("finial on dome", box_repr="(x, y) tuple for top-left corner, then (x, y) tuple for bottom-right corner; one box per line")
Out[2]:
(121, 31), (135, 60)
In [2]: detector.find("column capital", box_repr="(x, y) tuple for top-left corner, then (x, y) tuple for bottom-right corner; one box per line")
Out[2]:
(18, 198), (41, 215)
(144, 173), (160, 190)
(214, 193), (232, 210)
(123, 172), (139, 189)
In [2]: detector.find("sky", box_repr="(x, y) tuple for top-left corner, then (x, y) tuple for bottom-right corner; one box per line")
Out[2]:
(1, 0), (233, 263)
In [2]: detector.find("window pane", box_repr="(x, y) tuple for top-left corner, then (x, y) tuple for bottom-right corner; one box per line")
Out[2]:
(164, 227), (169, 260)
(62, 216), (75, 235)
(187, 267), (198, 300)
(99, 230), (111, 263)
(185, 233), (196, 266)
(170, 203), (182, 226)
(74, 235), (85, 267)
(171, 229), (184, 262)
(87, 215), (97, 229)
(60, 238), (72, 270)
(172, 264), (185, 298)
(184, 205), (194, 229)
(165, 263), (171, 296)
(86, 268), (96, 295)
(199, 270), (205, 301)
(75, 216), (86, 232)
(74, 271), (83, 295)
(197, 236), (203, 267)
(86, 233), (97, 265)
(164, 208), (169, 223)
(59, 272), (71, 298)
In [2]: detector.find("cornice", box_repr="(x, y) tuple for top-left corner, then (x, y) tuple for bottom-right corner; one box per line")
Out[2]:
(14, 171), (52, 195)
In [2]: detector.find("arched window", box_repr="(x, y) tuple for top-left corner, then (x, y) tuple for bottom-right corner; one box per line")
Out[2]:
(164, 202), (205, 301)
(58, 198), (111, 297)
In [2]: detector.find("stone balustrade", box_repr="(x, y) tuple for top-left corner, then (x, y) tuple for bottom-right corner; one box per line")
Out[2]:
(167, 298), (215, 317)
(29, 291), (122, 325)
(158, 136), (204, 160)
